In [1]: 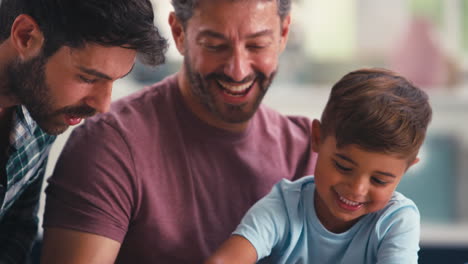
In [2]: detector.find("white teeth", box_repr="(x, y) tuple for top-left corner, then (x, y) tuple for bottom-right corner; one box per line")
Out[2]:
(339, 196), (362, 207)
(217, 80), (253, 93)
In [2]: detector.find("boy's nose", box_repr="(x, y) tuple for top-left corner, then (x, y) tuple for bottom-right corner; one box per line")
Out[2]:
(349, 178), (368, 196)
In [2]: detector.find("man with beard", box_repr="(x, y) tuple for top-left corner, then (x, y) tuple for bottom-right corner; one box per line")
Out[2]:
(42, 0), (316, 263)
(0, 0), (167, 263)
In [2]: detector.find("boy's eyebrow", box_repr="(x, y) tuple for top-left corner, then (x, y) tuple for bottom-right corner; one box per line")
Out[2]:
(374, 171), (397, 178)
(335, 153), (357, 166)
(336, 153), (398, 178)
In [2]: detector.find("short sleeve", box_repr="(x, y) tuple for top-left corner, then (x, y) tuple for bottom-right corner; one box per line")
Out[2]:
(376, 204), (420, 264)
(232, 182), (290, 261)
(43, 117), (136, 243)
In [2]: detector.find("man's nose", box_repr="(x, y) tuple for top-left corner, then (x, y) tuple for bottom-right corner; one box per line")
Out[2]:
(224, 46), (251, 82)
(84, 82), (113, 114)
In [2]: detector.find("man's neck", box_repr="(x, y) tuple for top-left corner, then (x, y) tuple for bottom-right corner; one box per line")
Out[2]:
(0, 107), (13, 133)
(0, 107), (13, 156)
(0, 40), (19, 172)
(0, 68), (20, 109)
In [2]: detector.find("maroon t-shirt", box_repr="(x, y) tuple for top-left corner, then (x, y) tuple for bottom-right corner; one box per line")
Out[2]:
(44, 74), (316, 263)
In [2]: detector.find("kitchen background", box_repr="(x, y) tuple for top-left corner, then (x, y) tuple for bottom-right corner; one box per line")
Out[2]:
(38, 0), (468, 263)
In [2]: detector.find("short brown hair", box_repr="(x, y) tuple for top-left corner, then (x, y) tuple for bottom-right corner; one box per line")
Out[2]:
(171, 0), (291, 28)
(0, 0), (167, 65)
(320, 68), (432, 159)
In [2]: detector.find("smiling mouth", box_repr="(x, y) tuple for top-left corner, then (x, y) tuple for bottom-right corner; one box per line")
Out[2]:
(217, 79), (255, 97)
(333, 187), (367, 211)
(338, 195), (364, 207)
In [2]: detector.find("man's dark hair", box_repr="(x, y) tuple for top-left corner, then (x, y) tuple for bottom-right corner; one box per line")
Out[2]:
(171, 0), (291, 27)
(0, 0), (168, 66)
(320, 68), (432, 160)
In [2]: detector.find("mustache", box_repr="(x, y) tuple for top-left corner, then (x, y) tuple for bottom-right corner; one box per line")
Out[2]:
(205, 72), (265, 84)
(57, 104), (97, 118)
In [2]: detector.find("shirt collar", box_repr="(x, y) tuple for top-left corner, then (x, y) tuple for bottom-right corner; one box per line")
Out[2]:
(9, 106), (51, 150)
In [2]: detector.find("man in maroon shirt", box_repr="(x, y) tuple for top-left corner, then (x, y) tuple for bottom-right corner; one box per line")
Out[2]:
(41, 0), (317, 263)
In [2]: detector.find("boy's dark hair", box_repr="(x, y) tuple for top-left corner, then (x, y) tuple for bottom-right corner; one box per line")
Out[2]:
(171, 0), (291, 28)
(0, 0), (168, 66)
(320, 68), (432, 159)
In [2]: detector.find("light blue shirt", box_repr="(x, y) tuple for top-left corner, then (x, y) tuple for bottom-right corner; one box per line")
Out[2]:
(234, 176), (420, 264)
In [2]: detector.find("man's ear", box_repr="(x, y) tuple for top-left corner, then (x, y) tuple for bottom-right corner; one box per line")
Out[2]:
(10, 14), (44, 60)
(278, 14), (291, 53)
(311, 119), (322, 153)
(168, 12), (186, 55)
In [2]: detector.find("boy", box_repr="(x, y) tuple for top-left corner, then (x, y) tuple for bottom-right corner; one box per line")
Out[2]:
(205, 68), (432, 264)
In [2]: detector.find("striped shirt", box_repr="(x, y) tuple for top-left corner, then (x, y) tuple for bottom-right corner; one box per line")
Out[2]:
(0, 106), (55, 264)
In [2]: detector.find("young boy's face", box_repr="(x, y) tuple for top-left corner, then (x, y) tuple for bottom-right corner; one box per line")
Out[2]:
(311, 121), (418, 233)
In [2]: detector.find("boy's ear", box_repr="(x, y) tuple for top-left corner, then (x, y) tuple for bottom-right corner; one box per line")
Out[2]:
(405, 157), (420, 171)
(10, 14), (44, 60)
(410, 157), (420, 167)
(311, 119), (322, 152)
(168, 12), (186, 55)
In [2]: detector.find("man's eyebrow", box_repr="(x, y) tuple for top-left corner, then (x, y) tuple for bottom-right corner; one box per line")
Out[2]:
(197, 30), (226, 41)
(335, 153), (357, 166)
(246, 29), (274, 39)
(78, 63), (135, 80)
(196, 29), (274, 41)
(78, 66), (112, 80)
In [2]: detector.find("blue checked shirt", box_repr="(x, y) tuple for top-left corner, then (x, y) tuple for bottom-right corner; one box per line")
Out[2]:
(0, 106), (55, 264)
